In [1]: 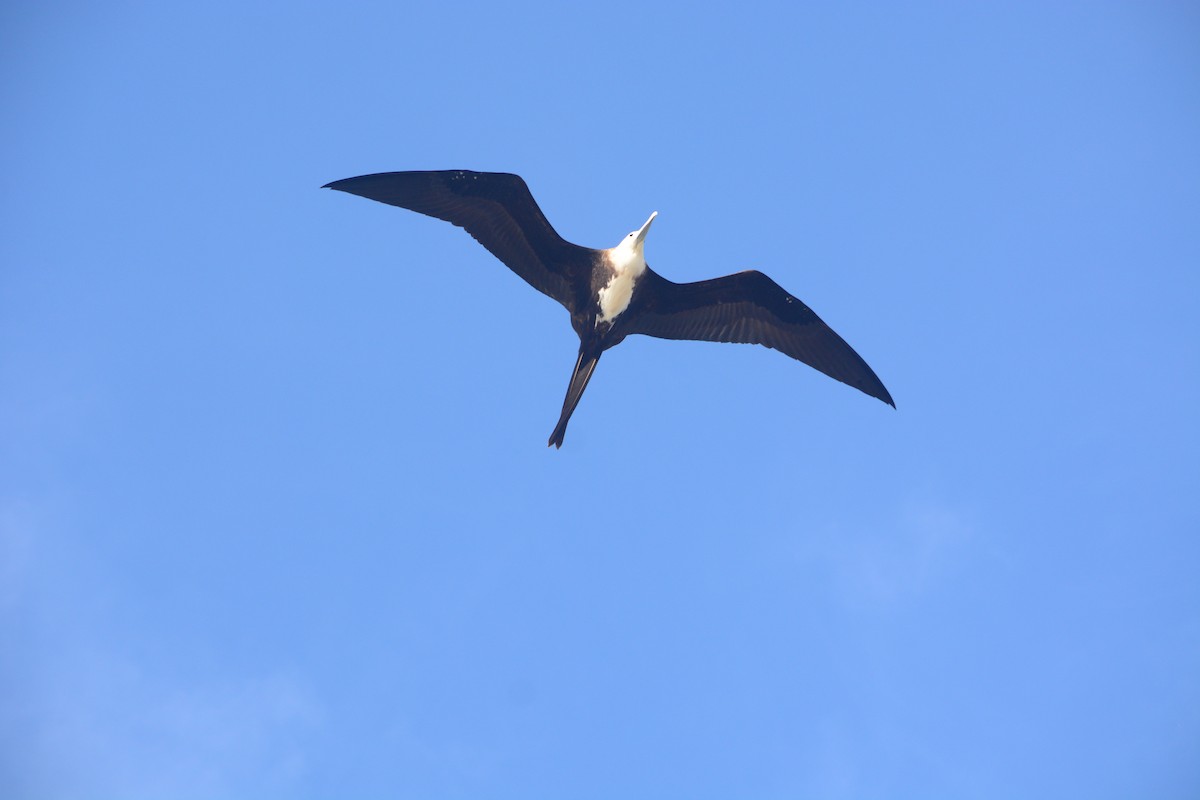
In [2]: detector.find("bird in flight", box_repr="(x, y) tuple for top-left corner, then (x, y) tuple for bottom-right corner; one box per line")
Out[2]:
(323, 170), (893, 447)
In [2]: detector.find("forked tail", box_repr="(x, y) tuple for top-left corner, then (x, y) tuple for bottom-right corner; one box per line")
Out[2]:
(548, 349), (601, 448)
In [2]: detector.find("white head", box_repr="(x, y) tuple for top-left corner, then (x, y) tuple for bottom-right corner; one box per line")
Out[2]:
(610, 211), (657, 269)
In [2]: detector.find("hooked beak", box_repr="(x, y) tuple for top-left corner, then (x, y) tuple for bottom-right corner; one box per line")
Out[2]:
(635, 211), (658, 246)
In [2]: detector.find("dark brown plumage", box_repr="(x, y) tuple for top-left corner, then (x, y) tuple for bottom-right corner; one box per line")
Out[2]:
(324, 170), (893, 447)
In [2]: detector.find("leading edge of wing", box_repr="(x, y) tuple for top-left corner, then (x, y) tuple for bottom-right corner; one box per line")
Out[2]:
(323, 170), (594, 310)
(631, 269), (895, 407)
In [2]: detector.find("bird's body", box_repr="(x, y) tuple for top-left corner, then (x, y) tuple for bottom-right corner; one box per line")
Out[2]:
(323, 170), (893, 447)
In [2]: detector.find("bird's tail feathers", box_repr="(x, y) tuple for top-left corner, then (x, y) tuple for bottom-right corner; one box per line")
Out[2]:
(548, 350), (601, 449)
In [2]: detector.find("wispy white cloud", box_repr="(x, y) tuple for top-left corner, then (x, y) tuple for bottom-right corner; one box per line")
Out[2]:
(799, 497), (977, 611)
(27, 650), (319, 800)
(1, 504), (321, 800)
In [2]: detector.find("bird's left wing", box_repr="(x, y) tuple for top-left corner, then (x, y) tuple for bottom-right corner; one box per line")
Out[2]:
(629, 269), (895, 407)
(323, 171), (593, 311)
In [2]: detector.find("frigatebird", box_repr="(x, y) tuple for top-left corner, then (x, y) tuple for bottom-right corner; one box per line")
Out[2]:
(323, 170), (894, 447)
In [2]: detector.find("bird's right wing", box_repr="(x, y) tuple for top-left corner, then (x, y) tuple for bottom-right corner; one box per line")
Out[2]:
(323, 171), (594, 311)
(629, 269), (894, 406)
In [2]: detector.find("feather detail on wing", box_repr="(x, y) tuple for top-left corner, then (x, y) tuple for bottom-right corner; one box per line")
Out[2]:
(629, 269), (894, 406)
(324, 170), (595, 310)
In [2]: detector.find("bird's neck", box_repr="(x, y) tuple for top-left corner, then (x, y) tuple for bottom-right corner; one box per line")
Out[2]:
(605, 245), (647, 277)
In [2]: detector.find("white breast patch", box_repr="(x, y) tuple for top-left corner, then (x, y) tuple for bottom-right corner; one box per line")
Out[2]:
(597, 271), (636, 324)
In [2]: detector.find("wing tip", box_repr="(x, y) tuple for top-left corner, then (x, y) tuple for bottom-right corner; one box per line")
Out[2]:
(865, 381), (896, 409)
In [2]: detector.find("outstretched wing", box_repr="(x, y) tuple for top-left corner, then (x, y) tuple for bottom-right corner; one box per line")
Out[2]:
(323, 170), (595, 311)
(629, 269), (895, 406)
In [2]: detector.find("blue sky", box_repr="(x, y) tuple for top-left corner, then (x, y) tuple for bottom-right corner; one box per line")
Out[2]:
(3, 2), (1198, 798)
